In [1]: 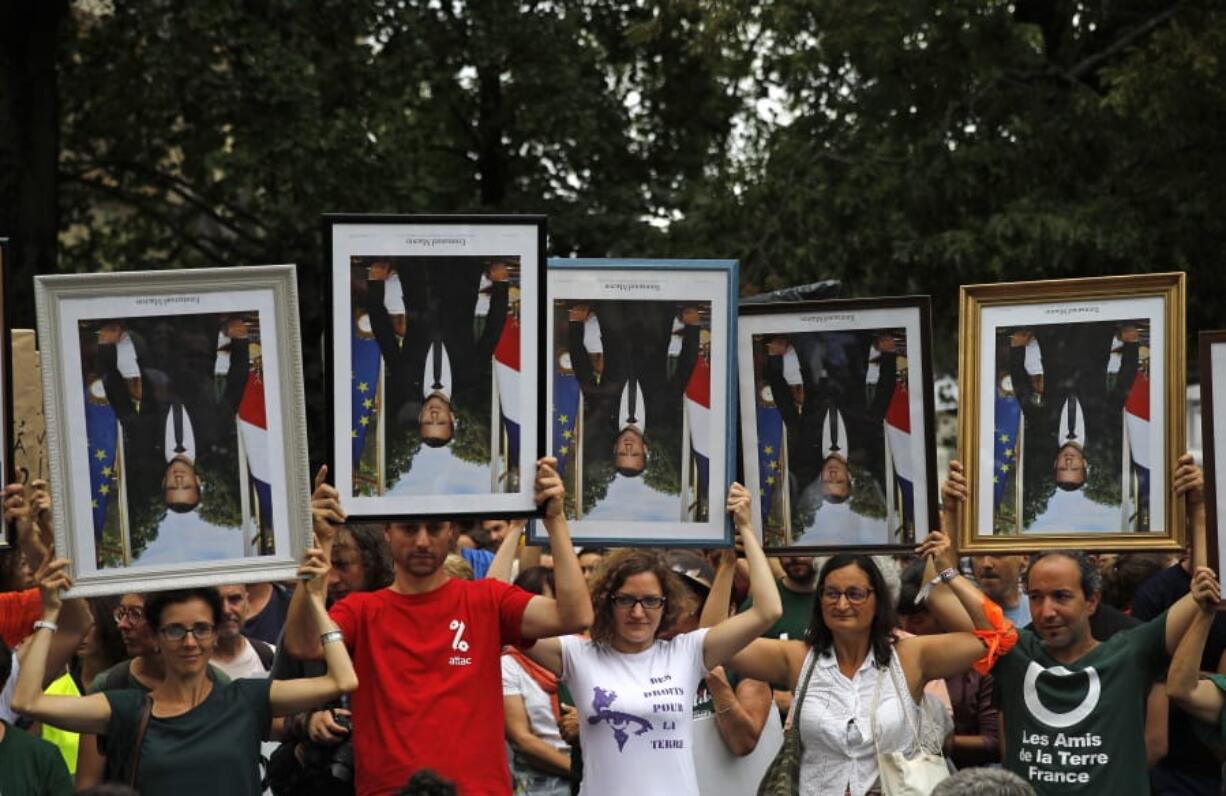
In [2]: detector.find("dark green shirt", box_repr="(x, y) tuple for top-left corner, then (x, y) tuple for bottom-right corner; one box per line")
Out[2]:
(103, 678), (272, 796)
(0, 721), (74, 796)
(742, 579), (814, 642)
(994, 612), (1168, 795)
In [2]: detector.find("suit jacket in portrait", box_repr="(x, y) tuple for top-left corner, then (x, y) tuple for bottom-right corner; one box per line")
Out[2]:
(364, 259), (508, 433)
(568, 301), (700, 466)
(98, 315), (249, 489)
(765, 333), (896, 496)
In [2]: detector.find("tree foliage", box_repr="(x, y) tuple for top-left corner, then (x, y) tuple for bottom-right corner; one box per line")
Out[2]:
(1, 0), (1223, 467)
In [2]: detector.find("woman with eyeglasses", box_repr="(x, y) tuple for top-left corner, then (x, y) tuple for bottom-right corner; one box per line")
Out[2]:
(728, 535), (996, 796)
(520, 482), (782, 796)
(13, 548), (358, 796)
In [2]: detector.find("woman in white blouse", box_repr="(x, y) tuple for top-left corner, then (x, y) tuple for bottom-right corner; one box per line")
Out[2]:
(730, 534), (991, 796)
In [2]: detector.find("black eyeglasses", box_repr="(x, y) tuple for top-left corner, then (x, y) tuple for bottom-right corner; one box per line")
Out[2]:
(113, 606), (146, 624)
(610, 594), (666, 611)
(821, 587), (874, 605)
(158, 623), (216, 642)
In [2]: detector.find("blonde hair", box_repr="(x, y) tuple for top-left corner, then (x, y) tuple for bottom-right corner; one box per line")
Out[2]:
(443, 553), (474, 580)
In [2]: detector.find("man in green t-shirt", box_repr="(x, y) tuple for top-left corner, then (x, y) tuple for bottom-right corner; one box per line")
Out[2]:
(0, 642), (73, 796)
(938, 455), (1208, 795)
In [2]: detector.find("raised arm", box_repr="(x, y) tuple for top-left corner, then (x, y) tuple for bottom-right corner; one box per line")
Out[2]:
(282, 466), (345, 661)
(707, 666), (774, 757)
(11, 557), (113, 735)
(486, 519), (527, 584)
(727, 637), (806, 692)
(1165, 566), (1222, 719)
(1164, 454), (1211, 653)
(699, 549), (737, 628)
(268, 546), (359, 716)
(703, 485), (783, 670)
(519, 458), (594, 640)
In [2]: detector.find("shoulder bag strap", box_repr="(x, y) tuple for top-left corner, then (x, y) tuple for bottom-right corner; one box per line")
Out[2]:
(869, 658), (886, 755)
(786, 649), (819, 731)
(885, 649), (925, 748)
(127, 693), (153, 788)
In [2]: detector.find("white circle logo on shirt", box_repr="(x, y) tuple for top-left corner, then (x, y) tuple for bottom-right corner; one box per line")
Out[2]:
(1022, 662), (1101, 729)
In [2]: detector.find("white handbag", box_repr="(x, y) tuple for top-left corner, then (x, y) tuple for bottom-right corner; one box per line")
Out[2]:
(869, 653), (951, 796)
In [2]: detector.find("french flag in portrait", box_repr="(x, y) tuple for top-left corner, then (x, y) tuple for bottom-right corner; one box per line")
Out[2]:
(238, 369), (274, 535)
(1124, 371), (1151, 512)
(494, 315), (521, 466)
(884, 382), (915, 525)
(684, 354), (711, 494)
(85, 389), (118, 543)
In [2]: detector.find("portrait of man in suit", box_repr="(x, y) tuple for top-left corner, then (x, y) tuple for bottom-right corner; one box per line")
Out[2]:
(998, 319), (1147, 532)
(757, 328), (911, 546)
(567, 300), (701, 478)
(95, 314), (250, 513)
(364, 257), (509, 447)
(80, 310), (264, 568)
(554, 298), (709, 522)
(352, 254), (519, 497)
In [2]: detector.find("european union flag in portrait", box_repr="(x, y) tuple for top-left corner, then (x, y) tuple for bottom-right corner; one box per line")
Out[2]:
(85, 390), (118, 543)
(351, 319), (382, 468)
(993, 395), (1022, 508)
(553, 370), (581, 477)
(756, 405), (784, 524)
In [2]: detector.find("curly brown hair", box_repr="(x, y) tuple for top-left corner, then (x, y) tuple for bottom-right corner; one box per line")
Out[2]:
(588, 549), (685, 647)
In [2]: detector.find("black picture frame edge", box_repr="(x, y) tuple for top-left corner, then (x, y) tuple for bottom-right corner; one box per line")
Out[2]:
(528, 257), (740, 548)
(1200, 330), (1226, 577)
(0, 239), (12, 548)
(319, 214), (548, 522)
(738, 293), (940, 556)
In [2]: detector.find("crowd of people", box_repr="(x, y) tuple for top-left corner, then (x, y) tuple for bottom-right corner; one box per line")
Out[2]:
(1, 452), (1225, 796)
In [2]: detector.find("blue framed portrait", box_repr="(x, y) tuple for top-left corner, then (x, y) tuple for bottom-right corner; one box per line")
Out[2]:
(529, 258), (738, 547)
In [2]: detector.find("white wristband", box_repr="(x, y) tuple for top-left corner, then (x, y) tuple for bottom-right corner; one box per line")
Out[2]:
(33, 620), (58, 633)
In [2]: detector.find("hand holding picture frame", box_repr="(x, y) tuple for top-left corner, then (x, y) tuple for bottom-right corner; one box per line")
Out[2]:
(530, 258), (738, 547)
(738, 296), (939, 553)
(1197, 331), (1226, 577)
(957, 272), (1186, 553)
(35, 265), (312, 596)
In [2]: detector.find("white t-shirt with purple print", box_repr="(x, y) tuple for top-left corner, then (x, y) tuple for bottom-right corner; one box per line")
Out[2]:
(560, 628), (710, 796)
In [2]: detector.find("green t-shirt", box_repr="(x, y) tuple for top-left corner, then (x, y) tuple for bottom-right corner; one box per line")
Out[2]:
(741, 579), (814, 642)
(0, 721), (74, 796)
(103, 677), (272, 796)
(994, 612), (1168, 795)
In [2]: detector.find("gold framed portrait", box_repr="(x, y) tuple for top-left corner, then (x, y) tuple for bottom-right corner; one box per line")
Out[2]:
(957, 272), (1185, 552)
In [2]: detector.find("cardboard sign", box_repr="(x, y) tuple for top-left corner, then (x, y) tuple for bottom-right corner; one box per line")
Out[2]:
(11, 329), (47, 484)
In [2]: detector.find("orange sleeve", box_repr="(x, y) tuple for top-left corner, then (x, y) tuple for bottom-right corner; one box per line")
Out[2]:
(0, 588), (42, 648)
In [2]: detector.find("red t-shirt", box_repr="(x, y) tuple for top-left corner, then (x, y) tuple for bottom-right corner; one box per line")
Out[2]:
(0, 588), (41, 648)
(330, 578), (536, 796)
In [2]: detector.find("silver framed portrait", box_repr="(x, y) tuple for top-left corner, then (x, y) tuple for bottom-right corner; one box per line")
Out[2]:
(35, 265), (313, 596)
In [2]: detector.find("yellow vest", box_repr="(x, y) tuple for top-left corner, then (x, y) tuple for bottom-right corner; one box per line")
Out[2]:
(40, 673), (81, 773)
